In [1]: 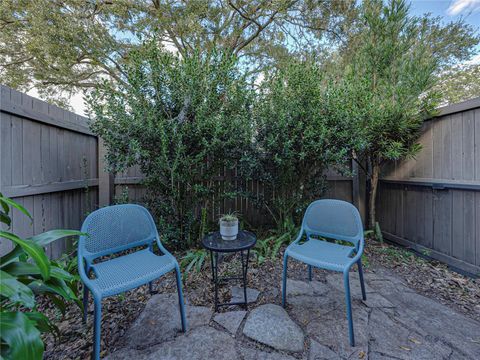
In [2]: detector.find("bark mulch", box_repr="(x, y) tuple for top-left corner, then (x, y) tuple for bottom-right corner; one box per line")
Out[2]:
(41, 239), (479, 359)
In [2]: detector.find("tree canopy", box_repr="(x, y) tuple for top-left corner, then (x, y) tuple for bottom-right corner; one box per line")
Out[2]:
(2, 1), (478, 106)
(0, 0), (357, 105)
(433, 63), (480, 105)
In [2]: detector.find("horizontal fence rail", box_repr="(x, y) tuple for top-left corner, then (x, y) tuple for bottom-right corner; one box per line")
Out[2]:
(381, 178), (480, 191)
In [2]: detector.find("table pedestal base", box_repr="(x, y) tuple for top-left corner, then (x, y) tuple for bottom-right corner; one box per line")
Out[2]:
(209, 249), (251, 311)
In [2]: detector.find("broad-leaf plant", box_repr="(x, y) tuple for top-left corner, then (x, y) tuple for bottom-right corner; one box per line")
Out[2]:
(0, 193), (82, 360)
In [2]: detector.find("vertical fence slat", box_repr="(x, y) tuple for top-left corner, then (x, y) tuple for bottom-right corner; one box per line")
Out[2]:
(463, 191), (476, 265)
(1, 114), (12, 187)
(462, 111), (475, 181)
(451, 113), (463, 180)
(451, 190), (464, 260)
(475, 109), (480, 182)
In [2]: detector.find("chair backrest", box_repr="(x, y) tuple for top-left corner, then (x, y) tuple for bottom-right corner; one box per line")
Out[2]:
(78, 204), (158, 261)
(302, 199), (363, 248)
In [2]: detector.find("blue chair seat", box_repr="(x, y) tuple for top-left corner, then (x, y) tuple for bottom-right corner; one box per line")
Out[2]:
(90, 249), (177, 297)
(286, 239), (355, 272)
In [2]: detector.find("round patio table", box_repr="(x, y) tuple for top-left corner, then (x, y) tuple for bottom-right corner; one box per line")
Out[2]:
(202, 230), (256, 311)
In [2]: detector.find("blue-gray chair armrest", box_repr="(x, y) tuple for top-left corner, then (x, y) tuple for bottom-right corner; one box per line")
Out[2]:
(78, 253), (101, 298)
(344, 237), (365, 272)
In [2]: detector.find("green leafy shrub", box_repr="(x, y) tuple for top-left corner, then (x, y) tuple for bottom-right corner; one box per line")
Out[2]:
(250, 59), (349, 230)
(88, 42), (255, 249)
(0, 194), (82, 360)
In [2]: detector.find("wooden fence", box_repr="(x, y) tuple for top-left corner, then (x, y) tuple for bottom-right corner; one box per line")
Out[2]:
(0, 85), (98, 257)
(378, 97), (480, 274)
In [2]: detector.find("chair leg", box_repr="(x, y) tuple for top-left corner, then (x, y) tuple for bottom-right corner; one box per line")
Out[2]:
(282, 254), (288, 307)
(343, 271), (355, 347)
(83, 284), (89, 323)
(93, 297), (102, 360)
(308, 265), (313, 281)
(357, 259), (366, 301)
(175, 265), (187, 332)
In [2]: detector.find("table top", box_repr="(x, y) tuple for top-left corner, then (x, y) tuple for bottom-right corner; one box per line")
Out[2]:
(202, 230), (257, 253)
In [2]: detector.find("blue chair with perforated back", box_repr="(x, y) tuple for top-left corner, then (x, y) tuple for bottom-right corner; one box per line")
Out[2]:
(282, 199), (366, 346)
(78, 204), (187, 360)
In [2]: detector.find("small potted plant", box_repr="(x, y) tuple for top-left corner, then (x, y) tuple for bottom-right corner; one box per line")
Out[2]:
(219, 212), (239, 240)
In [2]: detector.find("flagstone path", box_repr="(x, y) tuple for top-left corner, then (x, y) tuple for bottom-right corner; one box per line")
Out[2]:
(105, 268), (480, 359)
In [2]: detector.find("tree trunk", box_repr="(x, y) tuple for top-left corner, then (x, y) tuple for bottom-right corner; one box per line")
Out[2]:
(368, 163), (380, 230)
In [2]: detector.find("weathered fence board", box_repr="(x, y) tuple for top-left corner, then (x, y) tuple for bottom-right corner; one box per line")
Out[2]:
(378, 98), (480, 274)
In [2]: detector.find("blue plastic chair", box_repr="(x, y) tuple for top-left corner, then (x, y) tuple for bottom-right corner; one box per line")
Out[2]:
(78, 204), (187, 360)
(282, 199), (366, 346)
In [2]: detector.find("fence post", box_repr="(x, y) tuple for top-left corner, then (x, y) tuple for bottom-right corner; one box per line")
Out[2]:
(98, 138), (114, 207)
(352, 159), (367, 225)
(352, 159), (360, 207)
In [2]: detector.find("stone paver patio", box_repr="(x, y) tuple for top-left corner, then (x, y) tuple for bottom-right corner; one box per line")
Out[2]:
(105, 268), (480, 359)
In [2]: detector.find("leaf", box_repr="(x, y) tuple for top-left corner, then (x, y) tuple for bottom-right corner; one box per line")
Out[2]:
(2, 262), (41, 277)
(50, 266), (76, 281)
(185, 258), (196, 276)
(0, 270), (35, 308)
(3, 262), (74, 282)
(0, 231), (50, 281)
(0, 246), (24, 268)
(28, 230), (85, 247)
(24, 312), (59, 336)
(0, 195), (32, 221)
(43, 294), (67, 315)
(0, 211), (11, 227)
(0, 311), (44, 360)
(196, 251), (206, 272)
(0, 193), (10, 214)
(29, 277), (78, 302)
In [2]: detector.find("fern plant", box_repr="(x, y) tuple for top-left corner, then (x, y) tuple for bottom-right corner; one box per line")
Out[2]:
(180, 249), (208, 280)
(253, 220), (299, 264)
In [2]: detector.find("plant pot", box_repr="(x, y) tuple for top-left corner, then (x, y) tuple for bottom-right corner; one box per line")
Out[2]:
(219, 219), (239, 240)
